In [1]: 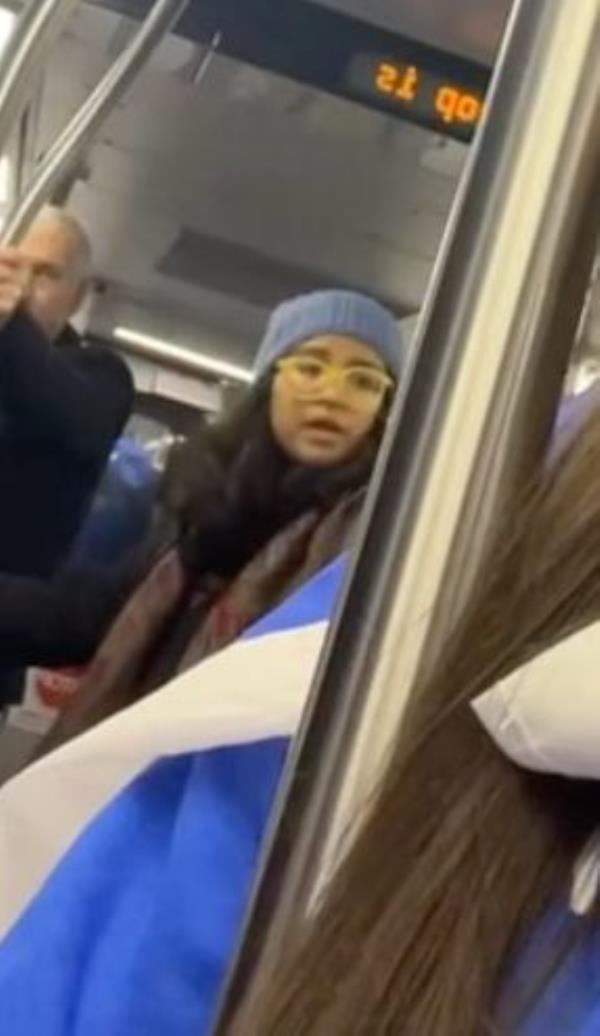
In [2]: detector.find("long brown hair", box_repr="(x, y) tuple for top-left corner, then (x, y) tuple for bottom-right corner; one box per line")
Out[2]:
(231, 400), (600, 1035)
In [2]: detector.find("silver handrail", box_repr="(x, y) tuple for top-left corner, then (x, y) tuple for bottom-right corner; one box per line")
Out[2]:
(212, 0), (600, 1028)
(0, 0), (80, 157)
(113, 328), (253, 385)
(1, 0), (190, 245)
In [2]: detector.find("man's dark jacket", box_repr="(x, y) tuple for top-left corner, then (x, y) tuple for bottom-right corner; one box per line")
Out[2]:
(0, 311), (133, 577)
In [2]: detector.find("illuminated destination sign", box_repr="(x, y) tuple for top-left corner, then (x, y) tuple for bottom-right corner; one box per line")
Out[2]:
(347, 55), (486, 140)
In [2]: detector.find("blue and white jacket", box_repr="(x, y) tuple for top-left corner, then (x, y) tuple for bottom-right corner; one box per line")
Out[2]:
(0, 560), (342, 1035)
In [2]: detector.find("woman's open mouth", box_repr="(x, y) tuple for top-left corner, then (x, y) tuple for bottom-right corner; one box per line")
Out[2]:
(302, 418), (345, 438)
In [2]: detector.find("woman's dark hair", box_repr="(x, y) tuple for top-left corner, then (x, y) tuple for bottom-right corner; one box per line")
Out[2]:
(229, 402), (600, 1035)
(161, 376), (388, 577)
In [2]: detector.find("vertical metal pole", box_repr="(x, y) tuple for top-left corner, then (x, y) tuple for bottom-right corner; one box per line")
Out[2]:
(0, 0), (80, 156)
(212, 0), (600, 1029)
(1, 0), (190, 245)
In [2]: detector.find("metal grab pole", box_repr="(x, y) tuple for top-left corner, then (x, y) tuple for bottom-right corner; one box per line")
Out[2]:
(1, 0), (190, 245)
(0, 0), (80, 156)
(212, 0), (600, 1028)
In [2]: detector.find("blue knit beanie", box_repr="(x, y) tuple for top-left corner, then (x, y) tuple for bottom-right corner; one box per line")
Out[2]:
(254, 290), (402, 378)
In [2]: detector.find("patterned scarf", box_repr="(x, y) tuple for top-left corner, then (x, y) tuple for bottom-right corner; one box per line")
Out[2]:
(40, 494), (359, 756)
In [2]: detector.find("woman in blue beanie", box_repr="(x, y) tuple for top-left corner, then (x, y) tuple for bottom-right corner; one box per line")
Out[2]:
(0, 289), (402, 746)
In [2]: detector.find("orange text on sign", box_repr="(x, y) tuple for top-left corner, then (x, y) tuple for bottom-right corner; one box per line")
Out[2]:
(375, 62), (420, 102)
(434, 85), (483, 125)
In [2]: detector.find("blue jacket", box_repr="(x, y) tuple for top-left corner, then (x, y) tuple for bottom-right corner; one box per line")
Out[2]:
(69, 435), (158, 568)
(0, 560), (343, 1035)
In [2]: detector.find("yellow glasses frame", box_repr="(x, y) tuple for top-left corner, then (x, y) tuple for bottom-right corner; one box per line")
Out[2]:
(277, 354), (394, 408)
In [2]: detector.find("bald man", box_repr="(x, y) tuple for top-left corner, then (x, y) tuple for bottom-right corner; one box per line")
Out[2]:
(0, 208), (133, 577)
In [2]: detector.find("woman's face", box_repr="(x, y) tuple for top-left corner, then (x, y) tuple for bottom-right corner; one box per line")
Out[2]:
(270, 334), (392, 467)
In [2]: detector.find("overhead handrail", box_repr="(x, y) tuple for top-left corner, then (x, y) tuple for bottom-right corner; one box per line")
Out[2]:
(211, 0), (600, 1028)
(113, 326), (253, 385)
(1, 0), (190, 245)
(0, 0), (80, 157)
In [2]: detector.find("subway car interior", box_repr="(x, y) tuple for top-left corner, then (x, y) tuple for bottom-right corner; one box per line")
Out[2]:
(0, 1), (598, 1033)
(0, 0), (514, 751)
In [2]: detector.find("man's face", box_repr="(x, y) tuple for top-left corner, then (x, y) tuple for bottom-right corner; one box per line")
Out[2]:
(17, 219), (85, 341)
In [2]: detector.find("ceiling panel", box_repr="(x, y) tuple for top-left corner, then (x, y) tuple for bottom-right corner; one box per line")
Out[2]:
(158, 227), (413, 316)
(33, 3), (484, 364)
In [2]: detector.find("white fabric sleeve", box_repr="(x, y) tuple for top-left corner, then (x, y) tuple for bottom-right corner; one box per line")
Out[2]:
(472, 621), (600, 779)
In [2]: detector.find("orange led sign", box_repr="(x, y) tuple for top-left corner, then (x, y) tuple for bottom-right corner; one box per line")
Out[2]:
(369, 59), (485, 137)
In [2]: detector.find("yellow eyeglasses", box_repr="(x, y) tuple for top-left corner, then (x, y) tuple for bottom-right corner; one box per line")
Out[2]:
(277, 355), (394, 408)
